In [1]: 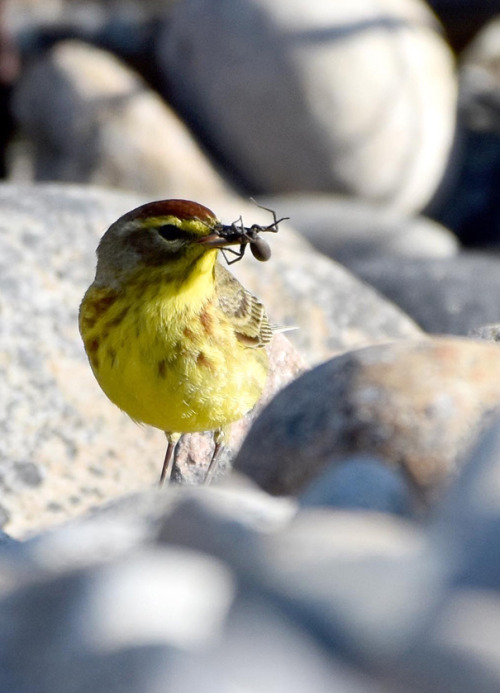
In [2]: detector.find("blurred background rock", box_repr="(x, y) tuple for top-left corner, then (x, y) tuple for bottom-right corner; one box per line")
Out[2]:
(1, 0), (499, 258)
(7, 0), (458, 214)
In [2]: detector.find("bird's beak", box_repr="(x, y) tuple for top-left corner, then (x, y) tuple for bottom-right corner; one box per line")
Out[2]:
(196, 232), (241, 248)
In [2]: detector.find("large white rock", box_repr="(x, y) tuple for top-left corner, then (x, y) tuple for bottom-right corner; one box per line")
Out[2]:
(158, 0), (457, 212)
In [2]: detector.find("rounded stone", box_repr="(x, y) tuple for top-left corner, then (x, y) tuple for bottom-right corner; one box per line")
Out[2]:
(158, 0), (457, 212)
(234, 337), (500, 500)
(348, 252), (500, 336)
(13, 39), (227, 198)
(299, 455), (414, 516)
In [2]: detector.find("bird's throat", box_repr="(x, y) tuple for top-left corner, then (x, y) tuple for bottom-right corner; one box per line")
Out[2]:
(135, 249), (218, 321)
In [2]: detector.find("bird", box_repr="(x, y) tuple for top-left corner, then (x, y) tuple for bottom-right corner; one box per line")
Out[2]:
(79, 198), (275, 485)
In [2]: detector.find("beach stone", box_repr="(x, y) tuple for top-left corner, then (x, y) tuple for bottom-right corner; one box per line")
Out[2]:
(0, 488), (376, 693)
(234, 337), (500, 501)
(395, 589), (500, 693)
(347, 252), (500, 335)
(253, 508), (432, 668)
(431, 419), (500, 590)
(459, 17), (500, 133)
(158, 0), (457, 213)
(185, 594), (374, 693)
(0, 530), (17, 548)
(0, 545), (237, 693)
(259, 193), (459, 263)
(299, 455), (414, 517)
(433, 16), (500, 246)
(3, 459), (499, 693)
(13, 39), (228, 198)
(5, 0), (165, 31)
(394, 419), (500, 691)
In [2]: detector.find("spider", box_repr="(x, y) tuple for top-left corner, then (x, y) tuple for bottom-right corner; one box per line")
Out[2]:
(216, 200), (289, 265)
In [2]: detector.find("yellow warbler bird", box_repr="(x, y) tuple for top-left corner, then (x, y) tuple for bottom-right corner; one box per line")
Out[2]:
(79, 199), (280, 485)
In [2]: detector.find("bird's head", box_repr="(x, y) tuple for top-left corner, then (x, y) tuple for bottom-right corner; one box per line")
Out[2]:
(94, 199), (241, 288)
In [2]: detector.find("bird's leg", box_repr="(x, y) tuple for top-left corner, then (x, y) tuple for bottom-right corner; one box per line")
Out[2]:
(159, 432), (181, 487)
(204, 428), (226, 484)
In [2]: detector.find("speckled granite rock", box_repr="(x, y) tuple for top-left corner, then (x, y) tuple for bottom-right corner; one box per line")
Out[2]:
(234, 337), (500, 502)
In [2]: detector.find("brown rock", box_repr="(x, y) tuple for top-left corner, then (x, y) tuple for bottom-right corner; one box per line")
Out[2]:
(234, 337), (500, 502)
(13, 40), (227, 198)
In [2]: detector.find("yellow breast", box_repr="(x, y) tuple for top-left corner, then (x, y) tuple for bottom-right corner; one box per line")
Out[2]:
(79, 265), (268, 434)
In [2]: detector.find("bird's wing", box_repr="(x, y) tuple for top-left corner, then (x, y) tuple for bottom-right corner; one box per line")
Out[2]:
(214, 263), (272, 347)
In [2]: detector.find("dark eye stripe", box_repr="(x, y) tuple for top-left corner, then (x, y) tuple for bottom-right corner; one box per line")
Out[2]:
(157, 224), (186, 242)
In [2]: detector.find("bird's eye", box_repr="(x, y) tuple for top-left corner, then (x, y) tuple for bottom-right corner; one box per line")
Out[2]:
(157, 224), (185, 242)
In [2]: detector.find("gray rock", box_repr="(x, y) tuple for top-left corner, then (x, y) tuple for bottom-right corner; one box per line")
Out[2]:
(300, 455), (414, 517)
(259, 194), (459, 262)
(180, 593), (375, 693)
(430, 418), (500, 589)
(347, 252), (500, 335)
(393, 589), (500, 693)
(0, 485), (382, 692)
(6, 0), (162, 33)
(158, 0), (457, 212)
(0, 540), (376, 693)
(432, 14), (500, 248)
(252, 508), (434, 669)
(0, 546), (237, 693)
(391, 418), (500, 691)
(234, 337), (500, 501)
(459, 16), (500, 132)
(13, 40), (228, 198)
(0, 530), (17, 548)
(3, 466), (499, 692)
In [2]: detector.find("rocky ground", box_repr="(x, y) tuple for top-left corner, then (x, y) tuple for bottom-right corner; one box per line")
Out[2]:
(3, 0), (500, 691)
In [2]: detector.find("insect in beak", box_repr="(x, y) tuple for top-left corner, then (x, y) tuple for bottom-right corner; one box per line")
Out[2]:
(196, 202), (289, 265)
